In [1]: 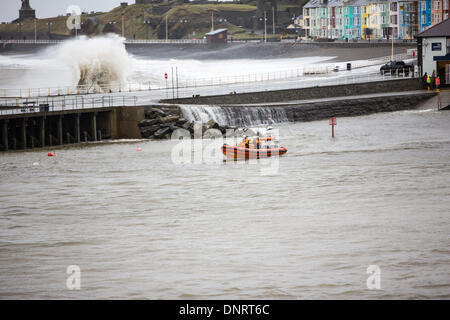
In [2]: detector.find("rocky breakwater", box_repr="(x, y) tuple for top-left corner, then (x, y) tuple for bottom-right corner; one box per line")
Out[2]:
(138, 107), (236, 140)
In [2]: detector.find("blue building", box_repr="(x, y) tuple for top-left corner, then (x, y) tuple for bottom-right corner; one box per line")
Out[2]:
(419, 0), (431, 32)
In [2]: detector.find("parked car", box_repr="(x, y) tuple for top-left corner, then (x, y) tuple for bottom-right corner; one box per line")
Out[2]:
(380, 61), (414, 76)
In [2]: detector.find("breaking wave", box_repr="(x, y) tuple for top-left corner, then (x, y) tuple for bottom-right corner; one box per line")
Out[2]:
(56, 34), (132, 90)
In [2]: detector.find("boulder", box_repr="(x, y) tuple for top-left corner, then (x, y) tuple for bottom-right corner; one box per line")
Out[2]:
(153, 127), (171, 139)
(176, 118), (188, 127)
(160, 122), (175, 128)
(138, 118), (160, 127)
(140, 124), (161, 138)
(159, 115), (180, 124)
(207, 119), (220, 129)
(152, 108), (167, 117)
(182, 121), (192, 130)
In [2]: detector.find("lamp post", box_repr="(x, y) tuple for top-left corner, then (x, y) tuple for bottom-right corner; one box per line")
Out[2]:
(272, 6), (275, 34)
(179, 18), (188, 39)
(17, 22), (23, 33)
(34, 19), (37, 42)
(108, 21), (117, 34)
(165, 15), (168, 41)
(211, 12), (214, 32)
(121, 13), (125, 38)
(143, 19), (151, 40)
(46, 22), (53, 34)
(259, 12), (267, 43)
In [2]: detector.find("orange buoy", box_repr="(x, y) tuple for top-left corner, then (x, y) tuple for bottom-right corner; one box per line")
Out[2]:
(48, 152), (53, 157)
(136, 147), (142, 151)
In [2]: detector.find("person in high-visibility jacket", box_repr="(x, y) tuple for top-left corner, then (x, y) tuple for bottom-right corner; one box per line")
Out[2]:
(244, 136), (249, 149)
(436, 76), (440, 90)
(427, 75), (431, 91)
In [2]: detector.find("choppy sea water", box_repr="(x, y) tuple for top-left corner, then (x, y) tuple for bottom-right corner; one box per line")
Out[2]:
(0, 107), (449, 299)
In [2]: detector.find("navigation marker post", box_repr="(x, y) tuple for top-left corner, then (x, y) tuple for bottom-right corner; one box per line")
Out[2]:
(329, 117), (337, 138)
(165, 73), (168, 98)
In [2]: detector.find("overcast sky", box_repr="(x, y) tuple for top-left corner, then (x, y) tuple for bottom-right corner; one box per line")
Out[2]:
(0, 0), (126, 22)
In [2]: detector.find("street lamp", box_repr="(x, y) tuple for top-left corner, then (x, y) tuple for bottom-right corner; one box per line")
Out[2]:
(107, 21), (117, 34)
(34, 19), (37, 42)
(272, 6), (275, 34)
(17, 22), (23, 33)
(179, 18), (188, 39)
(46, 22), (53, 34)
(165, 15), (169, 41)
(143, 19), (151, 40)
(121, 13), (125, 38)
(259, 12), (267, 43)
(219, 18), (227, 24)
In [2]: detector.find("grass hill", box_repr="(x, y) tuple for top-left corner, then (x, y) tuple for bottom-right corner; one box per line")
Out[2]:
(0, 2), (304, 40)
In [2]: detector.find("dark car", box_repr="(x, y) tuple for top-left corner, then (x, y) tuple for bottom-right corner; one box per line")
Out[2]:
(380, 61), (414, 75)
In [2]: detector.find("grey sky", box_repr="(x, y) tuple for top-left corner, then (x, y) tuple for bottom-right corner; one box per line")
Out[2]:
(0, 0), (126, 22)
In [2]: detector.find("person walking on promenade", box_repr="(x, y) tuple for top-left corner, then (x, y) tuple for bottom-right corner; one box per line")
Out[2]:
(435, 76), (440, 92)
(427, 74), (431, 91)
(423, 72), (428, 89)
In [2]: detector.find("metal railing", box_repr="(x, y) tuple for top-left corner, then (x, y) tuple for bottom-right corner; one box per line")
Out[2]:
(0, 40), (64, 44)
(0, 95), (137, 116)
(0, 39), (206, 45)
(0, 58), (416, 99)
(125, 39), (206, 44)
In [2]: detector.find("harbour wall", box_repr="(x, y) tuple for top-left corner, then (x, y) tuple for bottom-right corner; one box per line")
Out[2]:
(0, 106), (144, 151)
(271, 92), (435, 122)
(160, 78), (423, 105)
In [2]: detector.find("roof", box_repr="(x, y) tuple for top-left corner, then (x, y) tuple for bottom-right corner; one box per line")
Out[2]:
(416, 18), (450, 38)
(205, 28), (228, 36)
(303, 0), (327, 9)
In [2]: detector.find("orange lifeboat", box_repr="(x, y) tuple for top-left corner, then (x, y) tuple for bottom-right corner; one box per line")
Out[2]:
(222, 143), (287, 159)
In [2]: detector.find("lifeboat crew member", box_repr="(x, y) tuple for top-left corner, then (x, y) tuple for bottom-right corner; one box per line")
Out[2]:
(244, 136), (249, 149)
(255, 137), (261, 149)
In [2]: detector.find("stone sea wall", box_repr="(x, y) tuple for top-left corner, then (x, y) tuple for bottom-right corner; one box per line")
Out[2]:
(160, 79), (423, 105)
(139, 92), (435, 139)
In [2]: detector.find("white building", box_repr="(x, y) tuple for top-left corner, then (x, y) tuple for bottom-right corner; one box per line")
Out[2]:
(417, 18), (450, 84)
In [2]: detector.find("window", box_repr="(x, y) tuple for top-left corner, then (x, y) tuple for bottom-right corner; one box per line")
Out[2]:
(390, 15), (397, 24)
(382, 16), (386, 24)
(434, 0), (441, 10)
(444, 0), (449, 9)
(433, 13), (440, 24)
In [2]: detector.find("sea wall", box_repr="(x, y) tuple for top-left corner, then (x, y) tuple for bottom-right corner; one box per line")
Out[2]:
(160, 79), (423, 105)
(137, 92), (435, 140)
(280, 93), (435, 122)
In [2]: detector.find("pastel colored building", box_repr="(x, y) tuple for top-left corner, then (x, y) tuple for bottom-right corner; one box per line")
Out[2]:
(419, 0), (432, 32)
(300, 0), (445, 40)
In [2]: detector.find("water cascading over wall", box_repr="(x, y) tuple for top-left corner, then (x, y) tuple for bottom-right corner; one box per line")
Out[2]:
(178, 105), (289, 127)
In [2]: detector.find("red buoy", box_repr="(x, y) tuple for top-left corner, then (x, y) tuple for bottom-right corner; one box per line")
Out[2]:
(48, 152), (53, 157)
